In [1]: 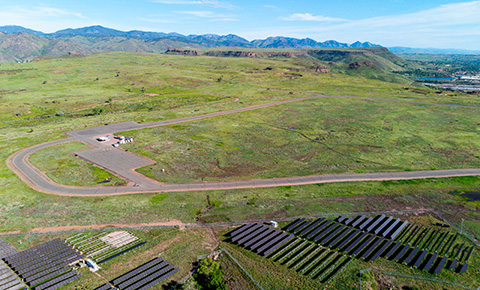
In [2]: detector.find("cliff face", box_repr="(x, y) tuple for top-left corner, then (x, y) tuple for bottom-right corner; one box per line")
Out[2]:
(165, 48), (199, 56)
(204, 51), (258, 58)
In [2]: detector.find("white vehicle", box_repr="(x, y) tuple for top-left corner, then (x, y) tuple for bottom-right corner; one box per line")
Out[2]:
(112, 143), (119, 147)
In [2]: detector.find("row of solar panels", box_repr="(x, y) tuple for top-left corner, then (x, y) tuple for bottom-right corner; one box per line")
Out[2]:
(336, 214), (408, 240)
(1, 238), (83, 290)
(229, 223), (353, 283)
(283, 217), (473, 275)
(229, 223), (295, 256)
(394, 224), (473, 262)
(270, 237), (353, 283)
(0, 239), (19, 260)
(94, 257), (179, 290)
(1, 259), (27, 290)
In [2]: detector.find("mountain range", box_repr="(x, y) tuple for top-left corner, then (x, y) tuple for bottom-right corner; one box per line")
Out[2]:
(0, 25), (380, 62)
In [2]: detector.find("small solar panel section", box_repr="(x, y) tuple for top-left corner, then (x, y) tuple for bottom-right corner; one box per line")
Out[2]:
(2, 238), (84, 289)
(108, 257), (179, 290)
(0, 239), (18, 259)
(0, 259), (27, 290)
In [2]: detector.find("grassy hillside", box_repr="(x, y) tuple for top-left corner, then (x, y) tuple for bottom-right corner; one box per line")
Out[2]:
(0, 52), (479, 289)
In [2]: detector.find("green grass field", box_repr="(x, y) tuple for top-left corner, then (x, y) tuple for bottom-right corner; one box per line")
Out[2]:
(29, 141), (126, 186)
(0, 51), (479, 289)
(121, 97), (480, 183)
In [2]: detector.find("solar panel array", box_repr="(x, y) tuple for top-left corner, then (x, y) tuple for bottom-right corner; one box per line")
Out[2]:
(94, 257), (179, 290)
(0, 239), (18, 260)
(0, 259), (27, 290)
(66, 231), (145, 264)
(228, 223), (352, 284)
(278, 215), (474, 276)
(1, 238), (83, 290)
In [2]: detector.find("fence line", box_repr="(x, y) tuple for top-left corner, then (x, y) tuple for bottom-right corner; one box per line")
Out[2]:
(197, 248), (264, 290)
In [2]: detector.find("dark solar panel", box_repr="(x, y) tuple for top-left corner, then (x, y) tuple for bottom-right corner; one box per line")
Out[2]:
(352, 235), (375, 256)
(343, 232), (368, 253)
(313, 222), (340, 242)
(231, 224), (262, 242)
(34, 270), (78, 290)
(306, 220), (333, 239)
(111, 258), (163, 285)
(249, 230), (282, 251)
(135, 267), (180, 290)
(413, 250), (428, 268)
(336, 230), (360, 251)
(361, 237), (383, 260)
(117, 263), (172, 289)
(405, 247), (419, 265)
(395, 245), (410, 261)
(449, 259), (458, 271)
(236, 226), (270, 246)
(433, 256), (447, 275)
(293, 220), (312, 234)
(457, 263), (468, 274)
(326, 228), (353, 248)
(255, 232), (288, 254)
(320, 225), (346, 245)
(423, 253), (438, 271)
(262, 234), (295, 256)
(28, 267), (70, 286)
(283, 218), (305, 231)
(299, 218), (325, 236)
(370, 240), (392, 262)
(122, 264), (175, 290)
(229, 223), (253, 237)
(244, 228), (276, 249)
(385, 242), (401, 259)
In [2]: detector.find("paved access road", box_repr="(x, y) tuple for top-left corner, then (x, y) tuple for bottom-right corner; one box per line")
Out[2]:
(7, 95), (480, 197)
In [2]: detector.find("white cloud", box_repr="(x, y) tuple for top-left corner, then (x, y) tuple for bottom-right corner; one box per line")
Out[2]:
(152, 0), (238, 9)
(281, 13), (347, 22)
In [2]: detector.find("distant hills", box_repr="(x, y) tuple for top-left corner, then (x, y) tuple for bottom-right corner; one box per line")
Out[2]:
(0, 25), (380, 62)
(1, 25), (477, 63)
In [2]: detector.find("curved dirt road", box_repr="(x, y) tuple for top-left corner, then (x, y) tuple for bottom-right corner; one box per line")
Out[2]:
(7, 95), (480, 197)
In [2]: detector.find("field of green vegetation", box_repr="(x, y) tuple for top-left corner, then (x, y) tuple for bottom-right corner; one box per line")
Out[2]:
(0, 51), (479, 289)
(121, 97), (480, 183)
(29, 141), (126, 186)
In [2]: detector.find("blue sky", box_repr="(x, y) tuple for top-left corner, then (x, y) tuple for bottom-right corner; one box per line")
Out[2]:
(0, 0), (479, 49)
